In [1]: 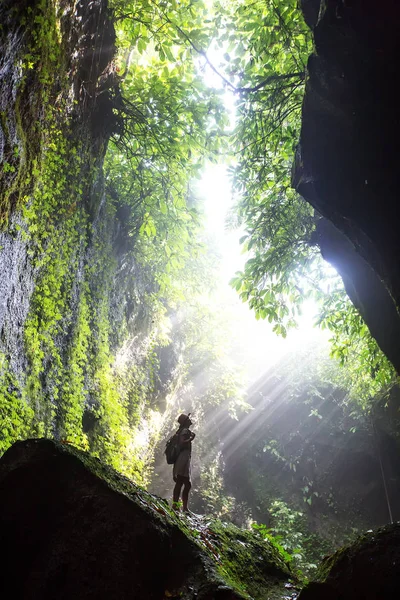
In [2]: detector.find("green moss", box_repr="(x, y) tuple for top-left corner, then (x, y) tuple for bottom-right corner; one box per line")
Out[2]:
(22, 125), (88, 433)
(7, 110), (160, 479)
(18, 120), (135, 473)
(58, 283), (91, 449)
(0, 354), (34, 454)
(208, 520), (296, 600)
(0, 0), (62, 225)
(117, 338), (160, 428)
(311, 528), (379, 584)
(87, 294), (131, 466)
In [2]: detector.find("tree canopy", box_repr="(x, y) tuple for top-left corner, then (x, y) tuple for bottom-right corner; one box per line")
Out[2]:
(106, 0), (396, 410)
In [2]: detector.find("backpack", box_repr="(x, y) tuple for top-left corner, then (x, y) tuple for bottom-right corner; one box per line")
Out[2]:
(164, 428), (182, 465)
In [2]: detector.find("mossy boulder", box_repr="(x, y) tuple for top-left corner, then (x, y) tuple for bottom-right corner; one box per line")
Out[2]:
(299, 523), (400, 599)
(208, 521), (297, 600)
(0, 439), (298, 599)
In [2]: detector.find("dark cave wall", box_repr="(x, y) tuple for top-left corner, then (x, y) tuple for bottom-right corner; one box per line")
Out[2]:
(313, 218), (400, 373)
(294, 0), (400, 372)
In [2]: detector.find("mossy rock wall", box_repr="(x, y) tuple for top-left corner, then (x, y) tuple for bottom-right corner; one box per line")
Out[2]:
(0, 0), (163, 480)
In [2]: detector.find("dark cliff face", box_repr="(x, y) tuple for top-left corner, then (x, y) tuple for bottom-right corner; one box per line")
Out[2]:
(293, 0), (400, 372)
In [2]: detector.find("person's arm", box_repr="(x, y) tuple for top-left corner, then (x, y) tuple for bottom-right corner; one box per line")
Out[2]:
(179, 428), (195, 446)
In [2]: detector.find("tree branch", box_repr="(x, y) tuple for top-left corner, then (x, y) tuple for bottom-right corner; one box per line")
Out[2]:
(237, 71), (305, 94)
(172, 20), (305, 94)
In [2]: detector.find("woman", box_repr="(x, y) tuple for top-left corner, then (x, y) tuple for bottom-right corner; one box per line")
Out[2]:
(172, 413), (196, 512)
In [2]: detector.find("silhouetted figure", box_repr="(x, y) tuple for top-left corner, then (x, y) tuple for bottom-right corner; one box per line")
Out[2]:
(172, 413), (195, 512)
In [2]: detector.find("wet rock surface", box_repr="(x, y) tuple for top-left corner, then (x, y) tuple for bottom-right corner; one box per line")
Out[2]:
(0, 439), (232, 600)
(0, 215), (35, 383)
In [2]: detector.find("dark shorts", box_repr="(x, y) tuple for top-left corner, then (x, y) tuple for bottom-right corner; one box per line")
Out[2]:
(174, 474), (191, 485)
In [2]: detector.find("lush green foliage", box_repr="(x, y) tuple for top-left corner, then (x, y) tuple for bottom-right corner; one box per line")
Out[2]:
(0, 0), (247, 491)
(217, 0), (396, 396)
(107, 0), (229, 304)
(315, 282), (395, 407)
(252, 500), (332, 576)
(223, 0), (314, 334)
(0, 0), (397, 544)
(0, 354), (34, 454)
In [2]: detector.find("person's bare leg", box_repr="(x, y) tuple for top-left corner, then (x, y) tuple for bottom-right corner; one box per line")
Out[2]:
(173, 477), (183, 510)
(182, 479), (192, 512)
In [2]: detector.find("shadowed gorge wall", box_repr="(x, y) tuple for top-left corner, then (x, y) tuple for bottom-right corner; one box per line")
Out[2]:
(293, 0), (400, 373)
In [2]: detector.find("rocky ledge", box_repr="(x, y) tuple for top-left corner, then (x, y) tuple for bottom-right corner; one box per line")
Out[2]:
(0, 439), (295, 600)
(3, 438), (399, 599)
(299, 523), (400, 599)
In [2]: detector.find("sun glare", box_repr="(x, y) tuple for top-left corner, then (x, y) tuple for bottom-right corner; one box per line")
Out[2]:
(189, 37), (332, 404)
(196, 162), (329, 386)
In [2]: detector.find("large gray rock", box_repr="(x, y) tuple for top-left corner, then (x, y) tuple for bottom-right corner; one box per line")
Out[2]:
(0, 439), (294, 600)
(0, 439), (236, 599)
